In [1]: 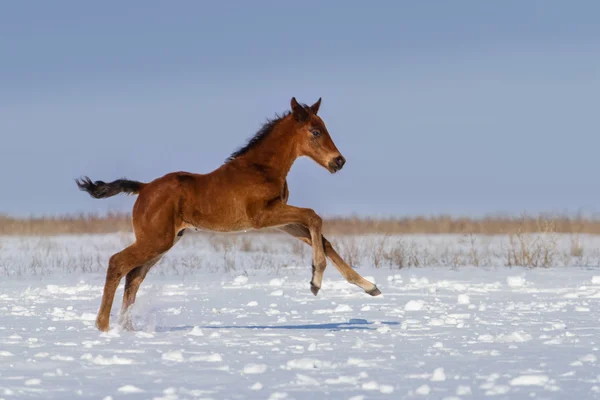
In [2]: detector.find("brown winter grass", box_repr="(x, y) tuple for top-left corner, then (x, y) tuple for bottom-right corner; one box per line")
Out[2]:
(0, 213), (133, 236)
(1, 212), (599, 236)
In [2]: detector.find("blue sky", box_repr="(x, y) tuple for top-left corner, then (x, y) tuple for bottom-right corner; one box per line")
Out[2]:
(1, 1), (599, 218)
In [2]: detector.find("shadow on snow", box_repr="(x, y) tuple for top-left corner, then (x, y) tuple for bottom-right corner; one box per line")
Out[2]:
(156, 319), (400, 333)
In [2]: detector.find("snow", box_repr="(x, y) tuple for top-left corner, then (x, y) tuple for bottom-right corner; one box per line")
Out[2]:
(243, 363), (268, 374)
(415, 384), (431, 395)
(457, 294), (470, 304)
(0, 233), (600, 399)
(404, 300), (425, 311)
(430, 367), (446, 382)
(510, 375), (550, 386)
(507, 275), (527, 287)
(117, 385), (145, 394)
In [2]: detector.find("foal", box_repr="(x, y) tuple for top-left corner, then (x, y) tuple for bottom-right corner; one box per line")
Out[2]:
(77, 97), (381, 332)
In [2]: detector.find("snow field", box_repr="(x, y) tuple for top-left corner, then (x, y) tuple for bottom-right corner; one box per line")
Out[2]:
(1, 260), (600, 398)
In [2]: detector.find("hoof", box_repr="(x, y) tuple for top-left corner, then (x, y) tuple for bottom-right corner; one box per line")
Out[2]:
(366, 286), (382, 296)
(119, 311), (135, 331)
(121, 320), (135, 332)
(310, 282), (320, 296)
(95, 321), (109, 332)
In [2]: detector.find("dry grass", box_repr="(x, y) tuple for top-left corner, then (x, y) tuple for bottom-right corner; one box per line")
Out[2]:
(0, 213), (133, 236)
(2, 213), (600, 236)
(2, 227), (600, 276)
(504, 219), (559, 268)
(324, 215), (599, 235)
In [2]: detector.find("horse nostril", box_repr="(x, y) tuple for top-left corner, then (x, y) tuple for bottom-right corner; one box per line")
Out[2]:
(335, 156), (346, 168)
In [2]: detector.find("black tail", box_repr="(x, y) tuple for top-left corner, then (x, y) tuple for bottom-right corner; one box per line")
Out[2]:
(75, 176), (145, 199)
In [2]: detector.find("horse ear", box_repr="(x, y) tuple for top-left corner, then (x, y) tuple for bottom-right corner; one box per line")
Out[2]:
(310, 98), (321, 115)
(290, 97), (309, 122)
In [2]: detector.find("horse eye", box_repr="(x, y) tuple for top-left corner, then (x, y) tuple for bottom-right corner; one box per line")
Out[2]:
(311, 130), (320, 137)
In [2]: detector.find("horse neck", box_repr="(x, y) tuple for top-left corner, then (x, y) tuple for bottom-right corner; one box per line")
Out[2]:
(242, 118), (298, 180)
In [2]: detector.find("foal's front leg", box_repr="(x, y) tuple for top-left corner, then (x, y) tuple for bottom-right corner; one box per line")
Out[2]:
(253, 204), (327, 294)
(279, 224), (381, 296)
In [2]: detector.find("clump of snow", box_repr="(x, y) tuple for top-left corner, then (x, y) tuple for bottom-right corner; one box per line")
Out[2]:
(361, 381), (379, 390)
(405, 300), (424, 311)
(243, 364), (267, 374)
(294, 374), (319, 386)
(456, 385), (472, 395)
(268, 392), (288, 400)
(80, 312), (96, 321)
(334, 304), (353, 312)
(485, 385), (510, 395)
(509, 375), (550, 386)
(161, 351), (185, 362)
(232, 275), (249, 286)
(186, 326), (204, 336)
(415, 384), (431, 395)
(81, 354), (134, 365)
(507, 276), (526, 287)
(377, 325), (391, 333)
(496, 331), (533, 343)
(379, 384), (394, 394)
(431, 368), (446, 381)
(118, 385), (144, 393)
(286, 358), (326, 370)
(189, 353), (222, 362)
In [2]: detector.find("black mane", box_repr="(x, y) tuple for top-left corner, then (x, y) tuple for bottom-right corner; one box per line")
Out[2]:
(224, 111), (291, 163)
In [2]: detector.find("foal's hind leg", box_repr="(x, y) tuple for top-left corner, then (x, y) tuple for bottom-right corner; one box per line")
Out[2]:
(118, 256), (161, 330)
(278, 224), (381, 296)
(96, 243), (168, 332)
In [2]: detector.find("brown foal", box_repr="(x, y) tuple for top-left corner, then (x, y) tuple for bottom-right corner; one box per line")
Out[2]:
(77, 97), (381, 332)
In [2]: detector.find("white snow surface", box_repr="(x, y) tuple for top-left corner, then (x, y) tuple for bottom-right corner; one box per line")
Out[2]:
(0, 234), (600, 399)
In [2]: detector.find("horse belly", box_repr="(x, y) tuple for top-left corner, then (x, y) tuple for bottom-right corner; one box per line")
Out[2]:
(183, 196), (253, 233)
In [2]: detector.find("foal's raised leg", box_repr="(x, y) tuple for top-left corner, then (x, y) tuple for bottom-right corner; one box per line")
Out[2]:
(96, 243), (169, 332)
(279, 224), (381, 296)
(253, 204), (327, 294)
